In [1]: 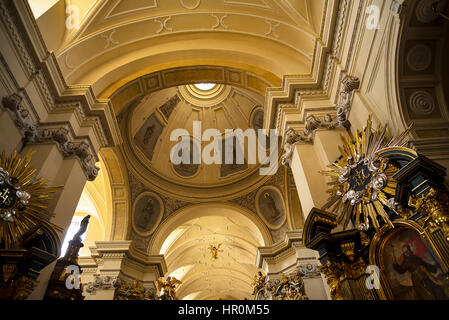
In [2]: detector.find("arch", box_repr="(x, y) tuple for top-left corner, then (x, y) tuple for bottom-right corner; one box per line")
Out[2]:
(395, 0), (449, 138)
(148, 202), (272, 299)
(98, 146), (132, 241)
(107, 65), (278, 116)
(148, 202), (273, 255)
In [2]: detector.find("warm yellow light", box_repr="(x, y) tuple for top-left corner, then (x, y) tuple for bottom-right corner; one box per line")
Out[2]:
(194, 83), (216, 91)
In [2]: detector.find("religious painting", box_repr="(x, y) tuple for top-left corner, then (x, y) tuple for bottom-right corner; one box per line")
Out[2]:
(134, 113), (164, 161)
(171, 138), (200, 178)
(132, 192), (164, 236)
(220, 136), (248, 177)
(382, 228), (449, 300)
(251, 109), (264, 131)
(255, 186), (286, 230)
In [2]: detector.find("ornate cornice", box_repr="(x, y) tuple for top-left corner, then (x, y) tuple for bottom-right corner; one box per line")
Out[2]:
(0, 0), (121, 153)
(280, 75), (360, 166)
(1, 93), (100, 180)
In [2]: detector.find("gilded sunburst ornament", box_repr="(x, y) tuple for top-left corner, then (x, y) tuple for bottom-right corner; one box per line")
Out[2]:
(321, 116), (412, 231)
(0, 150), (58, 248)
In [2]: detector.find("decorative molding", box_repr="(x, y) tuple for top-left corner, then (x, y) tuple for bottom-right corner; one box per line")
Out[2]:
(1, 94), (100, 180)
(180, 0), (202, 10)
(0, 0), (120, 150)
(85, 274), (118, 294)
(264, 20), (280, 38)
(407, 44), (432, 71)
(101, 29), (119, 49)
(280, 75), (360, 166)
(155, 16), (173, 33)
(409, 90), (435, 116)
(211, 13), (228, 29)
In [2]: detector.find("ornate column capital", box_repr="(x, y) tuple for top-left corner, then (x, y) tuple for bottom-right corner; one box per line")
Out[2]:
(1, 94), (100, 181)
(280, 75), (360, 166)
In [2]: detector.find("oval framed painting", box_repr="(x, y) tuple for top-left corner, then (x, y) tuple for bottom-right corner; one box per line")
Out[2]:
(255, 186), (286, 230)
(250, 107), (264, 131)
(132, 192), (164, 237)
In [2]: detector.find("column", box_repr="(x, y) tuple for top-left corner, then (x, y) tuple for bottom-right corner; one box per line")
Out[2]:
(256, 231), (329, 300)
(80, 241), (167, 300)
(290, 129), (349, 220)
(24, 143), (88, 299)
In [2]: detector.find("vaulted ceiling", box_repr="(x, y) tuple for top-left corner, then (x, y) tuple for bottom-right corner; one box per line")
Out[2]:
(31, 0), (334, 98)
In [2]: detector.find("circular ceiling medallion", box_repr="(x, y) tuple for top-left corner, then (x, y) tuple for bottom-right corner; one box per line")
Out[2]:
(415, 0), (445, 23)
(407, 44), (432, 71)
(409, 90), (436, 115)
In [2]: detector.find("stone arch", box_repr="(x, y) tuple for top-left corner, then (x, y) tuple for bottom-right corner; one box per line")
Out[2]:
(147, 202), (272, 300)
(149, 202), (272, 255)
(98, 146), (132, 241)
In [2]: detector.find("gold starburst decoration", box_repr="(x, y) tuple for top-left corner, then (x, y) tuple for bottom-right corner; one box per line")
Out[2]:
(321, 116), (412, 231)
(0, 150), (59, 249)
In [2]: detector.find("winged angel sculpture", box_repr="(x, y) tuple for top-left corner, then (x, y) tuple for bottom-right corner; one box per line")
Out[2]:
(157, 276), (182, 300)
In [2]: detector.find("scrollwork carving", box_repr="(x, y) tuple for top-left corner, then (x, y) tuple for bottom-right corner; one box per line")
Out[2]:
(318, 260), (344, 300)
(85, 274), (118, 294)
(409, 187), (449, 241)
(281, 75), (360, 166)
(253, 269), (308, 300)
(1, 94), (99, 181)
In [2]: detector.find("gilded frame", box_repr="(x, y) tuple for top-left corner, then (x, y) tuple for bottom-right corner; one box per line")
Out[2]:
(369, 219), (449, 300)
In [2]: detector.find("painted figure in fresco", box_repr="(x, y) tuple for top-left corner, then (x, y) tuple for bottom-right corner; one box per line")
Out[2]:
(143, 124), (155, 145)
(393, 244), (448, 299)
(264, 192), (280, 224)
(137, 198), (154, 230)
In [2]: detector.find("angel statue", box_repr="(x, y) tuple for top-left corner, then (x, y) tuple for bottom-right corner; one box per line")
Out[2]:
(208, 244), (223, 260)
(157, 276), (182, 300)
(252, 271), (267, 298)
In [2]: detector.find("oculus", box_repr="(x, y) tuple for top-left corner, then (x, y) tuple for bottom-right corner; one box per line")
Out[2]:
(193, 83), (216, 91)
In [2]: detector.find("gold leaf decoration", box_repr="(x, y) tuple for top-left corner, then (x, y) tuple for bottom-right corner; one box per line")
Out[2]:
(0, 150), (59, 249)
(320, 116), (412, 231)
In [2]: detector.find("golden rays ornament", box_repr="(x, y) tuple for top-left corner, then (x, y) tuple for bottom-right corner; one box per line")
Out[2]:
(0, 150), (59, 249)
(321, 116), (412, 231)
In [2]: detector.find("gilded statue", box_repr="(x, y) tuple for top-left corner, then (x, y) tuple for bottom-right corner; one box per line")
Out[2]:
(208, 244), (223, 260)
(318, 260), (344, 300)
(272, 273), (308, 300)
(157, 276), (182, 300)
(253, 269), (308, 300)
(251, 271), (267, 297)
(409, 187), (449, 241)
(114, 279), (156, 300)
